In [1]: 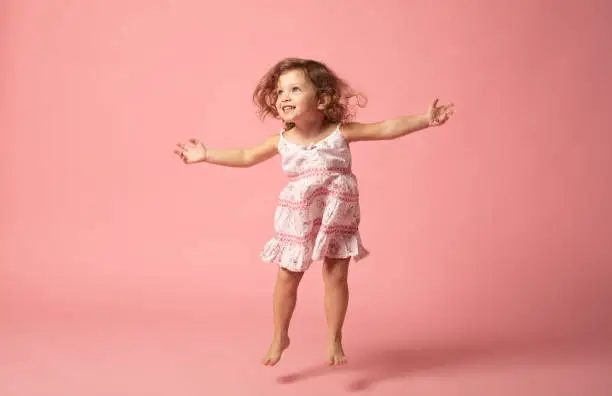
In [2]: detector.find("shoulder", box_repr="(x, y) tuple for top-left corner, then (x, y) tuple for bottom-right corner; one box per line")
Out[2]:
(338, 122), (363, 142)
(247, 132), (279, 152)
(243, 132), (281, 165)
(253, 132), (280, 149)
(265, 132), (281, 145)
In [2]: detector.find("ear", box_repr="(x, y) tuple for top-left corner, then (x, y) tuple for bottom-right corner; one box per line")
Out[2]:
(317, 93), (331, 110)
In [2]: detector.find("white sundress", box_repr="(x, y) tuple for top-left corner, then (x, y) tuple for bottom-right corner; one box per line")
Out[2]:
(260, 123), (370, 272)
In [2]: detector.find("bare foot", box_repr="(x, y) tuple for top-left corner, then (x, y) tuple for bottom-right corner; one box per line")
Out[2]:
(327, 337), (347, 366)
(262, 335), (290, 366)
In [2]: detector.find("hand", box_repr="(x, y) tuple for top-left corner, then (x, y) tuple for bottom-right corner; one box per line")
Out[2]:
(428, 98), (455, 126)
(174, 138), (207, 164)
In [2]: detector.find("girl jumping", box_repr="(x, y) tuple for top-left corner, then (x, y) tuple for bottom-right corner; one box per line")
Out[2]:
(174, 58), (454, 366)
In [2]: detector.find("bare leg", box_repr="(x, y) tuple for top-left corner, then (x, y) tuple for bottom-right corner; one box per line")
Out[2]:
(262, 266), (304, 366)
(322, 256), (350, 365)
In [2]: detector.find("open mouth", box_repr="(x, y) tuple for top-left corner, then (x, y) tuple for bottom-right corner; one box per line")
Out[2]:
(282, 106), (295, 114)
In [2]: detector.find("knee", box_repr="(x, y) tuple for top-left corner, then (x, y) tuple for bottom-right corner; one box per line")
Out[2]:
(324, 271), (348, 286)
(323, 260), (349, 286)
(277, 268), (303, 291)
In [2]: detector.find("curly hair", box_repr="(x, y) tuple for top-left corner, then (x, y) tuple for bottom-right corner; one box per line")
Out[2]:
(252, 58), (366, 130)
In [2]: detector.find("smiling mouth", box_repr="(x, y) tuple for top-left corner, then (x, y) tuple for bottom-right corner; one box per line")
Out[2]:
(282, 106), (295, 113)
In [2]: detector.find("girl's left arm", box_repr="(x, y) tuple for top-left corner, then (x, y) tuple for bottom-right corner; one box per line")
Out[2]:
(342, 98), (454, 143)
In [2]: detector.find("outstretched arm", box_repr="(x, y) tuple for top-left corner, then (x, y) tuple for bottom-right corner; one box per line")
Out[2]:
(175, 133), (280, 168)
(342, 98), (454, 143)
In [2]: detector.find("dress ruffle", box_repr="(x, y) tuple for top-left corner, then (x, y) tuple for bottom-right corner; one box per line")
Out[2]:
(260, 231), (369, 272)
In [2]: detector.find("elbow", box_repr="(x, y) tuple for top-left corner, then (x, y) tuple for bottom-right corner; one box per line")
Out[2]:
(381, 119), (403, 140)
(371, 120), (394, 141)
(242, 152), (256, 168)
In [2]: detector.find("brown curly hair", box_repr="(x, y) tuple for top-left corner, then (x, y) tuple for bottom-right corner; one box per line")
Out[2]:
(252, 58), (366, 130)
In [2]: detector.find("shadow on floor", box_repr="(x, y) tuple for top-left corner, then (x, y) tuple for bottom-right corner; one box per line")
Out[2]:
(276, 330), (612, 391)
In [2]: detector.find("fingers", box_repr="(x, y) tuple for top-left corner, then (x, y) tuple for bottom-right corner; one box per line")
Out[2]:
(437, 108), (453, 125)
(442, 104), (453, 117)
(174, 143), (185, 156)
(175, 151), (188, 163)
(174, 138), (207, 165)
(445, 103), (455, 119)
(429, 100), (455, 126)
(174, 142), (189, 163)
(432, 99), (454, 110)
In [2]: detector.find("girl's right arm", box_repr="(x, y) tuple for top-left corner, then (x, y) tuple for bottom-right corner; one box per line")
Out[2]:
(175, 134), (280, 168)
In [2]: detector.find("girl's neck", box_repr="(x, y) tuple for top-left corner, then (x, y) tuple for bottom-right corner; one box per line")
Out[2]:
(291, 117), (332, 138)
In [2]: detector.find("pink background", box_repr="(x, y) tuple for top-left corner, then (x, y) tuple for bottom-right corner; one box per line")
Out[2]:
(2, 0), (611, 395)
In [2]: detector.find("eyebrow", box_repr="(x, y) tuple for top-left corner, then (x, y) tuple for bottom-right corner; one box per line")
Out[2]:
(276, 83), (304, 89)
(277, 82), (304, 88)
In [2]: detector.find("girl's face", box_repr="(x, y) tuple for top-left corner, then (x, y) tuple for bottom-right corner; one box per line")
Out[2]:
(275, 69), (325, 124)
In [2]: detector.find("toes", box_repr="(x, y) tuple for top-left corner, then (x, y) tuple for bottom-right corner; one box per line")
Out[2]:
(263, 354), (279, 366)
(327, 355), (347, 366)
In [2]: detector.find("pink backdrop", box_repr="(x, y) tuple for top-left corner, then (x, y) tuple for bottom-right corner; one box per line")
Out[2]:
(1, 0), (611, 394)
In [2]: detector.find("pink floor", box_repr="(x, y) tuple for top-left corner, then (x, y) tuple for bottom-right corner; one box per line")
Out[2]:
(2, 307), (611, 396)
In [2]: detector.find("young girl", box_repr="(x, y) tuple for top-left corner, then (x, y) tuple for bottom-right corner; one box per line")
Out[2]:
(174, 58), (454, 367)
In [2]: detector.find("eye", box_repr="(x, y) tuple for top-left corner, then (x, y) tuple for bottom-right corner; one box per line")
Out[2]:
(277, 89), (284, 95)
(292, 87), (301, 92)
